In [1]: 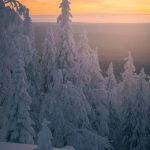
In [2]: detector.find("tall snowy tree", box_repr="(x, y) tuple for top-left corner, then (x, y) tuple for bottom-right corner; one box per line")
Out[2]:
(41, 28), (57, 92)
(56, 0), (78, 83)
(146, 85), (150, 149)
(106, 62), (117, 90)
(76, 32), (109, 138)
(120, 51), (138, 150)
(106, 62), (120, 150)
(76, 31), (92, 85)
(0, 0), (22, 108)
(120, 51), (137, 108)
(1, 58), (35, 144)
(128, 68), (147, 150)
(2, 0), (27, 17)
(36, 119), (53, 150)
(23, 8), (32, 37)
(76, 31), (103, 88)
(40, 69), (91, 146)
(0, 1), (27, 130)
(85, 54), (109, 138)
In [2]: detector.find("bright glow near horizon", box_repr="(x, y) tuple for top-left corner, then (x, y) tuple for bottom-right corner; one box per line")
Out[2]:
(20, 0), (150, 23)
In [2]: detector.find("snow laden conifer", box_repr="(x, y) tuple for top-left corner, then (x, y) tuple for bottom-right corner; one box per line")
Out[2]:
(120, 51), (138, 150)
(76, 32), (109, 138)
(146, 82), (150, 149)
(76, 31), (95, 87)
(84, 49), (109, 138)
(56, 0), (77, 83)
(107, 62), (117, 90)
(40, 69), (91, 146)
(120, 51), (137, 107)
(23, 8), (33, 39)
(0, 0), (22, 108)
(36, 119), (53, 150)
(106, 62), (120, 150)
(129, 68), (147, 150)
(0, 1), (30, 129)
(76, 51), (109, 139)
(2, 58), (35, 144)
(42, 28), (57, 92)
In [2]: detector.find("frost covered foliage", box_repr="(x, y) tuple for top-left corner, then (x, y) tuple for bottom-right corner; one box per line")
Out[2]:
(40, 0), (111, 150)
(1, 58), (35, 144)
(120, 52), (138, 149)
(0, 0), (34, 112)
(1, 0), (150, 150)
(106, 62), (120, 150)
(40, 69), (92, 147)
(56, 0), (78, 83)
(0, 0), (36, 143)
(120, 52), (149, 150)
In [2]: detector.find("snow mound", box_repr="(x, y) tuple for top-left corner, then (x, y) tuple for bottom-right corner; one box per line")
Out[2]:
(0, 142), (76, 150)
(0, 142), (36, 150)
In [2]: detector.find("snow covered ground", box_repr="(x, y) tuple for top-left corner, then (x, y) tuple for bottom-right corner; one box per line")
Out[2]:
(0, 142), (75, 150)
(0, 142), (36, 150)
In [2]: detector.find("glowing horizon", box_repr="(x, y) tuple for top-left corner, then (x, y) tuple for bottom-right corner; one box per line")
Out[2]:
(20, 0), (150, 23)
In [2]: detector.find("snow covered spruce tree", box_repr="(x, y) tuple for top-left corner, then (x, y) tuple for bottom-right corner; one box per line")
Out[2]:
(56, 0), (78, 83)
(76, 31), (93, 87)
(76, 31), (110, 139)
(0, 0), (21, 107)
(106, 62), (120, 150)
(39, 1), (112, 150)
(1, 0), (41, 137)
(76, 31), (103, 88)
(21, 6), (42, 136)
(120, 51), (138, 150)
(0, 0), (31, 129)
(40, 1), (92, 147)
(146, 83), (150, 149)
(40, 69), (91, 147)
(36, 119), (53, 150)
(129, 68), (148, 150)
(41, 28), (57, 92)
(23, 8), (33, 39)
(1, 58), (35, 144)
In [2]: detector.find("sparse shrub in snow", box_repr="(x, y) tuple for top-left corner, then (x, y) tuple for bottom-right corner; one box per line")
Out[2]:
(36, 119), (53, 150)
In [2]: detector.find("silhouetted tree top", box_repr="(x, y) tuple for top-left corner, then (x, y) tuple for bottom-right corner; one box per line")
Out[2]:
(0, 0), (29, 18)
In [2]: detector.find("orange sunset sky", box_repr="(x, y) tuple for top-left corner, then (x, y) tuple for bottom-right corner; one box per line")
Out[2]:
(20, 0), (150, 23)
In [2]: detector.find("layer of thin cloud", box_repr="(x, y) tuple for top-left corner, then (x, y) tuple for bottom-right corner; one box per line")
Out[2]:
(32, 13), (150, 23)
